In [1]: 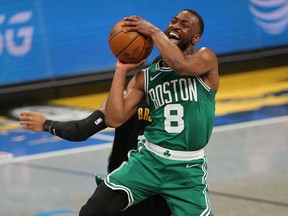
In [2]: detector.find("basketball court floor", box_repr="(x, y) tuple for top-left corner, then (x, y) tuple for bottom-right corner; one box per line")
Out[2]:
(0, 65), (287, 216)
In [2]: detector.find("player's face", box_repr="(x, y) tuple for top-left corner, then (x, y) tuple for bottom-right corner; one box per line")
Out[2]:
(165, 11), (200, 51)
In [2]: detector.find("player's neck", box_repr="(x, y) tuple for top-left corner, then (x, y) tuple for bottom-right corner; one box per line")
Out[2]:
(184, 47), (195, 55)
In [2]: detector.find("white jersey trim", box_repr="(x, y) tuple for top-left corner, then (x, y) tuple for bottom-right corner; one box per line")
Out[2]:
(196, 76), (210, 92)
(143, 68), (149, 105)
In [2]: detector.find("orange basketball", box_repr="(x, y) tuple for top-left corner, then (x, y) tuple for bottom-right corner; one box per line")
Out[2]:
(109, 20), (154, 63)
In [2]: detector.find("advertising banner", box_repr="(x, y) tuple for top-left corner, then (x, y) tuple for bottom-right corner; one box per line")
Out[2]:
(0, 0), (287, 87)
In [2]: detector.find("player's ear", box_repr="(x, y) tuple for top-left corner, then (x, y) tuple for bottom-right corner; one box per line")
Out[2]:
(192, 34), (201, 45)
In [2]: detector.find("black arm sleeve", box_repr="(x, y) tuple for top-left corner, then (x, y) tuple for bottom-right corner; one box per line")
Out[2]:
(43, 110), (107, 142)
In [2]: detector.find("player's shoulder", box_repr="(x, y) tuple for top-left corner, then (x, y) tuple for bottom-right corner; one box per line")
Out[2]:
(195, 47), (218, 62)
(195, 47), (216, 55)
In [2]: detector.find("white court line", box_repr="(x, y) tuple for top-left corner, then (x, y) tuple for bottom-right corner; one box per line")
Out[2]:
(90, 133), (115, 141)
(213, 115), (288, 133)
(0, 115), (287, 165)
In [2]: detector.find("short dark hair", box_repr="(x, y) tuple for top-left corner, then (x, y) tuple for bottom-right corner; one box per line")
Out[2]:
(183, 9), (204, 35)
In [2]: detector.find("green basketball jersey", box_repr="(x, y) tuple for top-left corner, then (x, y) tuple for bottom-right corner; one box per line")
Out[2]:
(143, 60), (216, 151)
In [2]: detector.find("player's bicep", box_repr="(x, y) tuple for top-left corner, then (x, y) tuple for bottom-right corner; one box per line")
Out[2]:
(123, 89), (143, 120)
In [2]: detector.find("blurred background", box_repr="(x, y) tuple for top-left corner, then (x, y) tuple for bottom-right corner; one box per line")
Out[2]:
(0, 0), (287, 96)
(0, 0), (287, 215)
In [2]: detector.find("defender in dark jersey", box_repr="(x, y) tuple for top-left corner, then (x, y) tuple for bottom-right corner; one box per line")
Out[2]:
(107, 99), (152, 173)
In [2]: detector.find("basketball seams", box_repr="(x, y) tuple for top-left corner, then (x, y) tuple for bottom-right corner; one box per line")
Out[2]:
(134, 36), (147, 63)
(108, 31), (120, 43)
(114, 34), (141, 58)
(108, 27), (124, 43)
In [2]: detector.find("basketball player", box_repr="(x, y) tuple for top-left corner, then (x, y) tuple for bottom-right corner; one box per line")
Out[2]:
(79, 9), (219, 216)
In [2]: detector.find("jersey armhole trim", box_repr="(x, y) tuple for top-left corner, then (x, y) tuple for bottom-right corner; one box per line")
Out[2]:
(144, 68), (149, 105)
(196, 76), (210, 92)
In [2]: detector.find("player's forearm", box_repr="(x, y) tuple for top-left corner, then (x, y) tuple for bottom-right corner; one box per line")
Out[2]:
(43, 110), (107, 141)
(105, 69), (127, 128)
(151, 29), (186, 71)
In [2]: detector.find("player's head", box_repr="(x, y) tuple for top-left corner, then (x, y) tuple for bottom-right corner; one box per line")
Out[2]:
(165, 9), (204, 51)
(183, 9), (204, 36)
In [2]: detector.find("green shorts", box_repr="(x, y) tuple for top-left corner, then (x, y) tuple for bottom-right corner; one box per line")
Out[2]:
(105, 137), (214, 216)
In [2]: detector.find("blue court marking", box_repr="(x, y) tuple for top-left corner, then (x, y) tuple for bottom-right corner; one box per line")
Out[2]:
(35, 210), (77, 216)
(215, 104), (288, 126)
(0, 123), (115, 160)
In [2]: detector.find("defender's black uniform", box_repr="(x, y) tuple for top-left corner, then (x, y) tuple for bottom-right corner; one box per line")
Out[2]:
(107, 99), (151, 172)
(43, 99), (171, 216)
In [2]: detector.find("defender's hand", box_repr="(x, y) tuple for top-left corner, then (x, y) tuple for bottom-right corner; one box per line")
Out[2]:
(20, 111), (47, 132)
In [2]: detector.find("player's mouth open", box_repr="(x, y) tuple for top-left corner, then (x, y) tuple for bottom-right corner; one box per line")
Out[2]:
(168, 32), (180, 44)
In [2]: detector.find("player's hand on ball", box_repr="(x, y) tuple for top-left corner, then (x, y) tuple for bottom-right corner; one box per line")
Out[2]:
(122, 16), (156, 37)
(116, 59), (146, 74)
